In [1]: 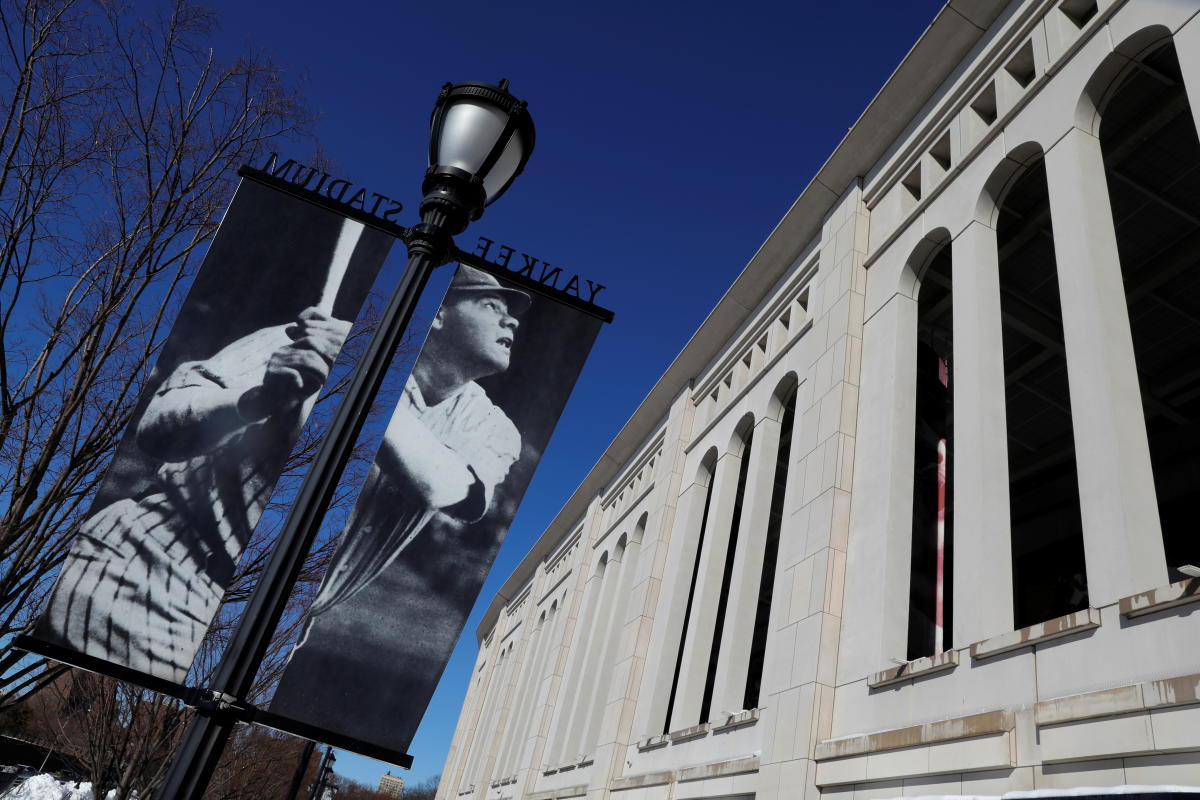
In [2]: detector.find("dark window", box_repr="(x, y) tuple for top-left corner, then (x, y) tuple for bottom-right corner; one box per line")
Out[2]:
(909, 244), (954, 658)
(997, 156), (1089, 629)
(744, 390), (796, 709)
(1100, 40), (1200, 580)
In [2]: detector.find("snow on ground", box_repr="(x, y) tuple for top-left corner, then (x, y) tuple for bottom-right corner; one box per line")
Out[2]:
(0, 773), (123, 800)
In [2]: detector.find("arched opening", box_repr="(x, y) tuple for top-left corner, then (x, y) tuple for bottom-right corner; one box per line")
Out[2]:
(663, 449), (718, 734)
(699, 417), (754, 723)
(909, 231), (954, 658)
(996, 149), (1089, 628)
(1097, 35), (1200, 579)
(744, 378), (797, 708)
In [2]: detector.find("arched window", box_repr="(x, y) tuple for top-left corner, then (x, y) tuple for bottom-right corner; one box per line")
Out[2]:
(663, 449), (718, 733)
(909, 232), (954, 658)
(1098, 35), (1200, 579)
(744, 383), (797, 708)
(996, 149), (1089, 628)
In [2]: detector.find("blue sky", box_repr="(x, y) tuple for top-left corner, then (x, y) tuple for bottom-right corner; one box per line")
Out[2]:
(196, 0), (948, 789)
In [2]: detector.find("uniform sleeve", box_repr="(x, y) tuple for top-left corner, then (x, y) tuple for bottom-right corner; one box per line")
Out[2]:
(461, 410), (521, 523)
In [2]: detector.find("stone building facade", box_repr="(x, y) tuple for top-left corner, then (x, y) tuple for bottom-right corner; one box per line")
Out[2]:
(436, 1), (1200, 798)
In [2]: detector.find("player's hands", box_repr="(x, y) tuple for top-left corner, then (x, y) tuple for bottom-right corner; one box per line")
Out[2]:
(257, 308), (352, 409)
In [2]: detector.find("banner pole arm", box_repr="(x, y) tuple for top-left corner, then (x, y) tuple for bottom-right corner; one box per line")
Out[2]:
(158, 214), (449, 799)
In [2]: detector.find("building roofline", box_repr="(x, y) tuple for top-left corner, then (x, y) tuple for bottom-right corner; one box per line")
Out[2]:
(477, 0), (1012, 641)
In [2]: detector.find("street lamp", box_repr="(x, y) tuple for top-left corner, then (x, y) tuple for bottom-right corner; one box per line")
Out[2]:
(159, 80), (534, 800)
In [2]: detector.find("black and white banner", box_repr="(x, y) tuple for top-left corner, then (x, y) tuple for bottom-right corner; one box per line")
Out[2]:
(29, 180), (393, 684)
(269, 263), (602, 755)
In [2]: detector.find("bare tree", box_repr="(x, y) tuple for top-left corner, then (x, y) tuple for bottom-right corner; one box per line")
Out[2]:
(0, 0), (313, 707)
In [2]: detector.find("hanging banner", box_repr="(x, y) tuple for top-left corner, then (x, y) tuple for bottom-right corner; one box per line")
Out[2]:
(27, 180), (394, 685)
(268, 264), (603, 756)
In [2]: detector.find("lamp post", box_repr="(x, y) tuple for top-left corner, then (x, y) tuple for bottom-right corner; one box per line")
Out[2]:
(157, 79), (534, 800)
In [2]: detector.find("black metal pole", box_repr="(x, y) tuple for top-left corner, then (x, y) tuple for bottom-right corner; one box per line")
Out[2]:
(307, 747), (335, 800)
(158, 212), (452, 800)
(287, 740), (316, 800)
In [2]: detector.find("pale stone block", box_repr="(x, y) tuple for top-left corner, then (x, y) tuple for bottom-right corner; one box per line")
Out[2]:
(836, 433), (856, 493)
(1142, 672), (1200, 709)
(815, 754), (869, 787)
(1120, 578), (1200, 619)
(927, 731), (1014, 774)
(801, 452), (824, 508)
(865, 745), (928, 781)
(853, 779), (905, 800)
(830, 340), (848, 393)
(818, 386), (843, 444)
(762, 621), (797, 700)
(868, 650), (959, 690)
(673, 776), (734, 800)
(804, 550), (830, 620)
(1150, 704), (1200, 752)
(820, 442), (841, 512)
(789, 559), (816, 626)
(780, 500), (812, 571)
(1123, 751), (1200, 786)
(846, 335), (863, 386)
(1034, 758), (1126, 789)
(959, 766), (1034, 795)
(791, 614), (825, 686)
(804, 485), (837, 560)
(795, 403), (820, 460)
(902, 773), (961, 797)
(969, 608), (1101, 661)
(766, 684), (803, 763)
(820, 786), (856, 800)
(817, 613), (842, 686)
(830, 489), (852, 554)
(815, 348), (836, 399)
(840, 384), (860, 439)
(1040, 710), (1156, 762)
(1034, 684), (1143, 725)
(1035, 605), (1200, 702)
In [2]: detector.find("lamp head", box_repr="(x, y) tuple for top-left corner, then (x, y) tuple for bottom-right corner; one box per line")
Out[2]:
(422, 78), (536, 233)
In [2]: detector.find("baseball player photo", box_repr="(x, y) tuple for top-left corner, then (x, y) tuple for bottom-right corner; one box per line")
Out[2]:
(270, 262), (602, 754)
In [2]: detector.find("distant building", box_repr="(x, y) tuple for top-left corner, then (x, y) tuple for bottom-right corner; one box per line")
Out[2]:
(437, 1), (1200, 799)
(378, 772), (405, 797)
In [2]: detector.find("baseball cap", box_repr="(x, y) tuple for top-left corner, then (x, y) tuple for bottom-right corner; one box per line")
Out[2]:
(448, 265), (531, 315)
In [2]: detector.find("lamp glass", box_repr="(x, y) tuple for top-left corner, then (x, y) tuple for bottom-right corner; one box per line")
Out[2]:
(482, 131), (523, 200)
(435, 101), (507, 179)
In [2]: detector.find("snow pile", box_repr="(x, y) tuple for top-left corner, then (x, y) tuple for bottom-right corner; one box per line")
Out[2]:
(1, 774), (111, 800)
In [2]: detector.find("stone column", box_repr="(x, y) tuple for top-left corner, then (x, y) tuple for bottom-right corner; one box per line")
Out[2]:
(578, 537), (643, 756)
(668, 447), (744, 731)
(708, 415), (782, 719)
(634, 467), (711, 734)
(951, 220), (1014, 643)
(1043, 126), (1166, 604)
(562, 548), (623, 762)
(545, 556), (607, 768)
(525, 496), (605, 779)
(839, 291), (917, 679)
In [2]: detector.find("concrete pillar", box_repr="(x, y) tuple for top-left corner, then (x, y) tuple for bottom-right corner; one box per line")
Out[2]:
(545, 561), (606, 767)
(578, 537), (643, 756)
(1043, 127), (1167, 603)
(635, 462), (713, 736)
(668, 447), (745, 731)
(1173, 15), (1200, 142)
(497, 609), (548, 777)
(562, 550), (623, 762)
(839, 292), (917, 681)
(708, 415), (782, 719)
(951, 220), (1014, 643)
